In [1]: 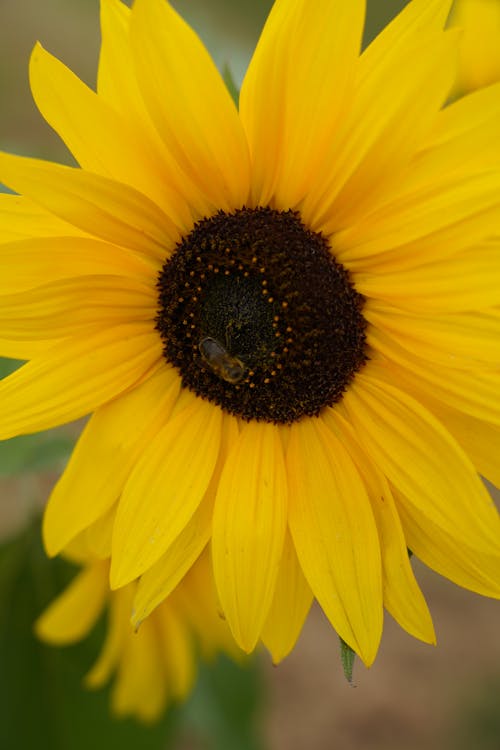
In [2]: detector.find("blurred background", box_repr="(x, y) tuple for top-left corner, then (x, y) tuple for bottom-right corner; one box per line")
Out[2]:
(0, 1), (499, 748)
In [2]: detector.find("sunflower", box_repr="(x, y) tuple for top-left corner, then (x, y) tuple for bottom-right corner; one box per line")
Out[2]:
(449, 0), (500, 93)
(1, 0), (499, 669)
(36, 548), (237, 722)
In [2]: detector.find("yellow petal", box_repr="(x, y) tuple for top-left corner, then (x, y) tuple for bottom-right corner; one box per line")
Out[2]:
(44, 365), (180, 556)
(261, 532), (313, 663)
(0, 151), (175, 261)
(0, 274), (155, 340)
(354, 241), (500, 312)
(0, 338), (52, 360)
(426, 404), (500, 490)
(378, 358), (500, 489)
(344, 368), (500, 556)
(98, 0), (135, 112)
(132, 494), (212, 628)
(111, 617), (167, 723)
(0, 194), (87, 242)
(287, 417), (383, 666)
(155, 605), (195, 700)
(98, 0), (211, 225)
(29, 42), (191, 229)
(0, 236), (153, 294)
(132, 412), (238, 625)
(396, 490), (500, 598)
(130, 0), (250, 211)
(212, 421), (288, 652)
(368, 326), (500, 426)
(366, 303), (500, 368)
(306, 10), (457, 231)
(410, 82), (500, 187)
(326, 410), (435, 645)
(81, 504), (116, 560)
(111, 396), (222, 587)
(35, 561), (108, 644)
(336, 169), (500, 271)
(450, 0), (500, 92)
(0, 324), (161, 440)
(240, 0), (364, 208)
(85, 586), (132, 688)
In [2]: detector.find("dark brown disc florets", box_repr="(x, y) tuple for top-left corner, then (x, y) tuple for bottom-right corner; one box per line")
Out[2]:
(156, 207), (367, 423)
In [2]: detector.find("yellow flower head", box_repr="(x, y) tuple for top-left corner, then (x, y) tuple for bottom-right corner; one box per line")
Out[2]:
(450, 0), (500, 92)
(1, 0), (500, 669)
(35, 550), (238, 722)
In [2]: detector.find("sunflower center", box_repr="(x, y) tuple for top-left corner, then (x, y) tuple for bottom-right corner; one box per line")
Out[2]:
(156, 207), (367, 423)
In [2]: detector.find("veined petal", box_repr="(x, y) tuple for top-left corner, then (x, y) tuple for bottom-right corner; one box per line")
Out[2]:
(368, 326), (500, 425)
(212, 421), (288, 652)
(325, 410), (435, 645)
(111, 396), (222, 588)
(261, 532), (313, 664)
(0, 152), (176, 261)
(0, 338), (53, 360)
(132, 494), (212, 629)
(130, 0), (250, 211)
(0, 274), (155, 340)
(305, 26), (457, 231)
(30, 43), (191, 230)
(0, 194), (87, 242)
(240, 0), (364, 208)
(354, 241), (500, 312)
(336, 169), (500, 271)
(287, 417), (383, 666)
(98, 0), (211, 224)
(43, 366), (180, 557)
(0, 324), (161, 440)
(0, 236), (154, 294)
(365, 304), (500, 368)
(132, 412), (239, 626)
(35, 562), (108, 644)
(343, 368), (500, 556)
(377, 358), (500, 489)
(396, 492), (500, 598)
(98, 0), (137, 113)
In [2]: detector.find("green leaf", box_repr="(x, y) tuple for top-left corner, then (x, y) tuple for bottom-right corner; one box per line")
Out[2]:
(0, 522), (266, 749)
(339, 637), (356, 684)
(182, 654), (265, 750)
(0, 523), (179, 750)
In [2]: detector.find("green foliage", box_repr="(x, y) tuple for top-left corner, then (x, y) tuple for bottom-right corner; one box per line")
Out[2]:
(0, 524), (265, 750)
(339, 637), (356, 684)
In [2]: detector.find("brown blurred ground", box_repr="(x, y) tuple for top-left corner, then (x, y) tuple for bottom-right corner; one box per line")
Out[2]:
(1, 2), (499, 749)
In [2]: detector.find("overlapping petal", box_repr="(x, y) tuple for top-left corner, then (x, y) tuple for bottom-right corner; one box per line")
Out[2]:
(129, 0), (250, 211)
(240, 0), (364, 208)
(35, 562), (108, 644)
(0, 274), (155, 341)
(0, 152), (175, 261)
(111, 395), (222, 588)
(43, 366), (180, 556)
(343, 368), (500, 557)
(287, 417), (383, 665)
(0, 324), (161, 440)
(261, 532), (313, 663)
(212, 421), (288, 652)
(30, 43), (192, 230)
(0, 236), (153, 294)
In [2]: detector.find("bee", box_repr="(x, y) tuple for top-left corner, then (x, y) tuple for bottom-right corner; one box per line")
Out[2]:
(198, 337), (245, 384)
